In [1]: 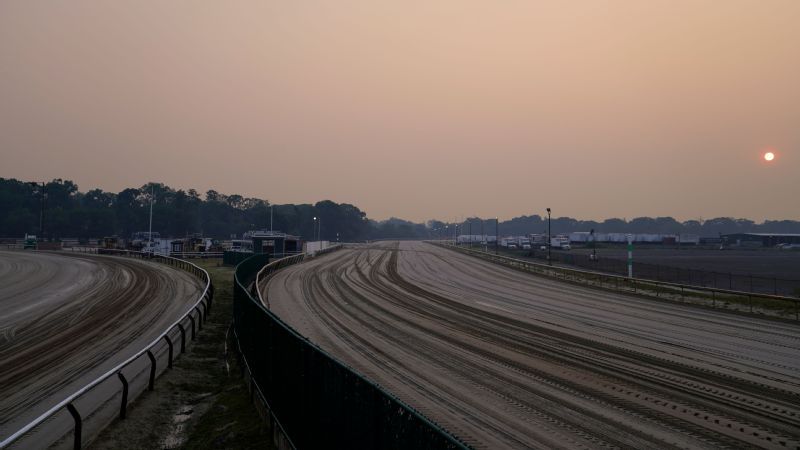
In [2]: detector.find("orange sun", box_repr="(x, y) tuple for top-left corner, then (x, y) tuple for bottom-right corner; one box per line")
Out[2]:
(764, 151), (775, 161)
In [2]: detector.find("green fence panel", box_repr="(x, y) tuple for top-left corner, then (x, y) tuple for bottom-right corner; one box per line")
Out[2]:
(223, 250), (256, 267)
(233, 254), (469, 450)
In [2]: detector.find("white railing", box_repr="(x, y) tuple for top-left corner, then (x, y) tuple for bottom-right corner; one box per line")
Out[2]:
(0, 251), (213, 449)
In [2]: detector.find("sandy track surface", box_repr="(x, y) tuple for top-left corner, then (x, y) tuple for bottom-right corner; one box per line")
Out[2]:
(265, 241), (800, 449)
(0, 251), (203, 438)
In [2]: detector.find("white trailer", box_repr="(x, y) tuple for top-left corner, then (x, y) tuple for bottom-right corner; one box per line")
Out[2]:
(550, 236), (571, 250)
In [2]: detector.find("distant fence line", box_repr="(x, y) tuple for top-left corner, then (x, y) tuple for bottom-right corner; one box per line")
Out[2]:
(435, 242), (799, 321)
(232, 252), (469, 450)
(484, 246), (800, 297)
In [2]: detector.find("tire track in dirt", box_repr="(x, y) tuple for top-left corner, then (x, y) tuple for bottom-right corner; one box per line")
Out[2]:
(265, 242), (800, 449)
(0, 251), (203, 438)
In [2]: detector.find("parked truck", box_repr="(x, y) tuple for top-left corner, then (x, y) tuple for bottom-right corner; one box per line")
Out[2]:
(23, 234), (37, 249)
(550, 236), (571, 250)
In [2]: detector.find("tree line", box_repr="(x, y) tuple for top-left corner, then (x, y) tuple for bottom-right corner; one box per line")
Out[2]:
(0, 178), (381, 241)
(446, 215), (800, 238)
(1, 178), (797, 241)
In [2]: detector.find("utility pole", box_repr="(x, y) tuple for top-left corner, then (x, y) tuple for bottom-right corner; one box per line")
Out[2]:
(546, 208), (551, 265)
(495, 217), (499, 255)
(627, 234), (634, 278)
(481, 219), (486, 252)
(148, 184), (155, 254)
(28, 182), (46, 240)
(39, 182), (45, 240)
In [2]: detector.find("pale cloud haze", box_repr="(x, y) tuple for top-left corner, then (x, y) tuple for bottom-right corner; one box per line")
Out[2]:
(1, 1), (798, 222)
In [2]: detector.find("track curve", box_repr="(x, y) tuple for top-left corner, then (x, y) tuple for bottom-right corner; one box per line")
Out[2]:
(265, 241), (800, 449)
(0, 250), (203, 438)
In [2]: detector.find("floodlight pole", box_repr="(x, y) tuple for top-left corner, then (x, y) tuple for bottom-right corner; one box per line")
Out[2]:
(148, 185), (155, 253)
(495, 217), (499, 255)
(39, 183), (45, 239)
(482, 219), (486, 252)
(546, 208), (552, 265)
(627, 234), (633, 278)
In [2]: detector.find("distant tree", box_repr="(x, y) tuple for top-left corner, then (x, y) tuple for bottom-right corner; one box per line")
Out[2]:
(701, 218), (738, 236)
(628, 217), (658, 233)
(600, 218), (628, 232)
(1, 178), (798, 241)
(758, 220), (795, 234)
(205, 190), (225, 203)
(653, 217), (683, 234)
(681, 220), (703, 235)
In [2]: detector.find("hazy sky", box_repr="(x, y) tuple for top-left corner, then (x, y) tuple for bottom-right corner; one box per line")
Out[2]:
(1, 1), (798, 222)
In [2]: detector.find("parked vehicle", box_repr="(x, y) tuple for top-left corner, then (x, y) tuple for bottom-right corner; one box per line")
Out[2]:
(23, 234), (37, 249)
(230, 239), (254, 252)
(550, 236), (571, 250)
(101, 236), (122, 249)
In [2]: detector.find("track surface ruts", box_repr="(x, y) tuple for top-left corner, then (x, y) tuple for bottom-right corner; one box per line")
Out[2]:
(265, 241), (800, 449)
(0, 250), (203, 438)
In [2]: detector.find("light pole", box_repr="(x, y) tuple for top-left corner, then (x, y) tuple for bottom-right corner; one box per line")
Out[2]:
(148, 184), (155, 254)
(28, 182), (46, 239)
(495, 217), (499, 255)
(546, 208), (551, 265)
(313, 216), (318, 241)
(481, 219), (486, 252)
(627, 234), (633, 278)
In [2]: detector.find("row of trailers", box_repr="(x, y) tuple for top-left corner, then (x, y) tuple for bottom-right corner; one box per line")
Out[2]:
(457, 232), (703, 250)
(101, 233), (219, 255)
(15, 230), (303, 257)
(112, 231), (302, 256)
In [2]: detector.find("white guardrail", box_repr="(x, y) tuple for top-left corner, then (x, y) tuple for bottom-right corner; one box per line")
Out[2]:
(433, 241), (800, 321)
(0, 250), (214, 450)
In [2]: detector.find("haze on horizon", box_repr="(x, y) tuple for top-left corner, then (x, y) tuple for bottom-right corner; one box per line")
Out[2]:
(1, 1), (798, 223)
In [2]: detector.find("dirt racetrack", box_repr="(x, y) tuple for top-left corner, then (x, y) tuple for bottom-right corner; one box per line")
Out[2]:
(0, 250), (203, 439)
(265, 241), (800, 449)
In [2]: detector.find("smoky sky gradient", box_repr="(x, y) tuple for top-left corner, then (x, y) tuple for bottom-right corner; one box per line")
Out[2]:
(1, 1), (798, 222)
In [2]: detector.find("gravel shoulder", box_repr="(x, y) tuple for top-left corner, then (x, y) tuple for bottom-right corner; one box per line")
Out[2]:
(89, 260), (270, 450)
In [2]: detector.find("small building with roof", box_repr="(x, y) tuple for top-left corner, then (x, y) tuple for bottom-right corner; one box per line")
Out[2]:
(245, 230), (302, 256)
